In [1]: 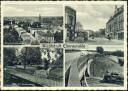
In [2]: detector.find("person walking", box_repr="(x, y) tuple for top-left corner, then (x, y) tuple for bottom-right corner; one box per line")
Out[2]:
(108, 35), (111, 41)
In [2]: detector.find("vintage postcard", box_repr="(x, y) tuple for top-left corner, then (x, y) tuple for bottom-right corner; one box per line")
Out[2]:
(0, 1), (127, 90)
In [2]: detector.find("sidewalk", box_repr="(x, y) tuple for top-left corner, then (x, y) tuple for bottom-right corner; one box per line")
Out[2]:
(87, 37), (123, 45)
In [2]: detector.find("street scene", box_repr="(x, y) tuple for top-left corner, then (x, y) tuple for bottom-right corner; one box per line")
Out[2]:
(65, 47), (124, 87)
(4, 47), (63, 87)
(65, 4), (124, 45)
(3, 4), (63, 45)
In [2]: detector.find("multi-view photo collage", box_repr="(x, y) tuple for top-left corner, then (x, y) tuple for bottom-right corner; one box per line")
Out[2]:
(0, 1), (127, 90)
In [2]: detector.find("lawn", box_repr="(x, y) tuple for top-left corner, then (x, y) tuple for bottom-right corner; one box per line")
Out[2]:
(48, 67), (63, 81)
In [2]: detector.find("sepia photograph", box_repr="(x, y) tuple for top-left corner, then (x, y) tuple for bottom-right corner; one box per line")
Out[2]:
(65, 46), (124, 87)
(65, 4), (124, 45)
(3, 4), (63, 45)
(3, 47), (63, 87)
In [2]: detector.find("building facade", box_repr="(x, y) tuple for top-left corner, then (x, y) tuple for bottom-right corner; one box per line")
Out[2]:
(76, 31), (88, 41)
(98, 28), (106, 38)
(106, 5), (124, 40)
(20, 32), (31, 44)
(86, 30), (94, 38)
(65, 6), (76, 41)
(35, 31), (54, 43)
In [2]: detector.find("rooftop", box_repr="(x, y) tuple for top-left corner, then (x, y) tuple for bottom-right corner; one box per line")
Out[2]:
(36, 31), (54, 37)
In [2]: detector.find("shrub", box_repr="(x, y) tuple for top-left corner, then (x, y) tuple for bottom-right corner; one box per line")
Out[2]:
(75, 37), (84, 43)
(111, 50), (123, 57)
(36, 66), (43, 70)
(96, 46), (104, 54)
(31, 40), (40, 45)
(118, 58), (124, 66)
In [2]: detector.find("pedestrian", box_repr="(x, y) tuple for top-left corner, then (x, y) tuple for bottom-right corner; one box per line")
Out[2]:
(108, 35), (111, 41)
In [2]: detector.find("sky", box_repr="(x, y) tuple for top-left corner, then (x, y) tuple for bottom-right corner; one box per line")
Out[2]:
(2, 4), (63, 17)
(66, 4), (123, 31)
(2, 4), (123, 31)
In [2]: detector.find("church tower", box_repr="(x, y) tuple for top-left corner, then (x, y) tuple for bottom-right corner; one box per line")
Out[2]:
(39, 14), (41, 22)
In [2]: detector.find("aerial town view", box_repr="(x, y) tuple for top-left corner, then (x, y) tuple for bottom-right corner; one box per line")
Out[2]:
(65, 47), (124, 87)
(4, 47), (63, 87)
(3, 4), (63, 45)
(65, 4), (124, 45)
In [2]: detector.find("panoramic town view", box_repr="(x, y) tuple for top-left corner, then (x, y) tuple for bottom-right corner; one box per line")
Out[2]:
(65, 4), (124, 45)
(65, 47), (124, 87)
(3, 4), (63, 45)
(4, 47), (63, 87)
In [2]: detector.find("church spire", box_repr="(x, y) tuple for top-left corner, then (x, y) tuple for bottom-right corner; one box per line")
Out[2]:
(39, 14), (41, 22)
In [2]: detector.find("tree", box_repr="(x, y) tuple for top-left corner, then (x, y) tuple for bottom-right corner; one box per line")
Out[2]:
(96, 47), (104, 54)
(19, 47), (42, 69)
(31, 22), (41, 28)
(42, 58), (50, 70)
(22, 21), (31, 32)
(54, 31), (63, 43)
(40, 49), (51, 70)
(111, 50), (123, 57)
(4, 28), (21, 44)
(4, 20), (11, 25)
(18, 21), (24, 27)
(4, 28), (22, 44)
(100, 29), (105, 36)
(118, 58), (124, 66)
(51, 49), (63, 68)
(4, 48), (17, 67)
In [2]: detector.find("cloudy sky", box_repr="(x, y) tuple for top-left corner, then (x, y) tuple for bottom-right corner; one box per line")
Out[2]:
(2, 4), (63, 17)
(66, 4), (122, 31)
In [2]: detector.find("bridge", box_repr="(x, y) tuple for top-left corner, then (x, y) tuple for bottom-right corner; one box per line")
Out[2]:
(65, 52), (124, 87)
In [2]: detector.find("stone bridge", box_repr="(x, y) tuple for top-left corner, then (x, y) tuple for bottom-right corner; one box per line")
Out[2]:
(65, 53), (123, 87)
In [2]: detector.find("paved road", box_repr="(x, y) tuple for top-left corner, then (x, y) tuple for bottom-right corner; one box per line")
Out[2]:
(86, 77), (123, 87)
(65, 52), (81, 62)
(65, 51), (81, 73)
(65, 51), (90, 86)
(66, 37), (123, 45)
(86, 37), (124, 45)
(67, 59), (81, 86)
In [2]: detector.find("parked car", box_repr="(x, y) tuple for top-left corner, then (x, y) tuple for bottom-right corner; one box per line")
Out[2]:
(81, 51), (85, 56)
(103, 72), (123, 82)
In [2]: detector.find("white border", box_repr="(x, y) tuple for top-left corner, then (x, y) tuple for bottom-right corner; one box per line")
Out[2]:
(1, 1), (127, 90)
